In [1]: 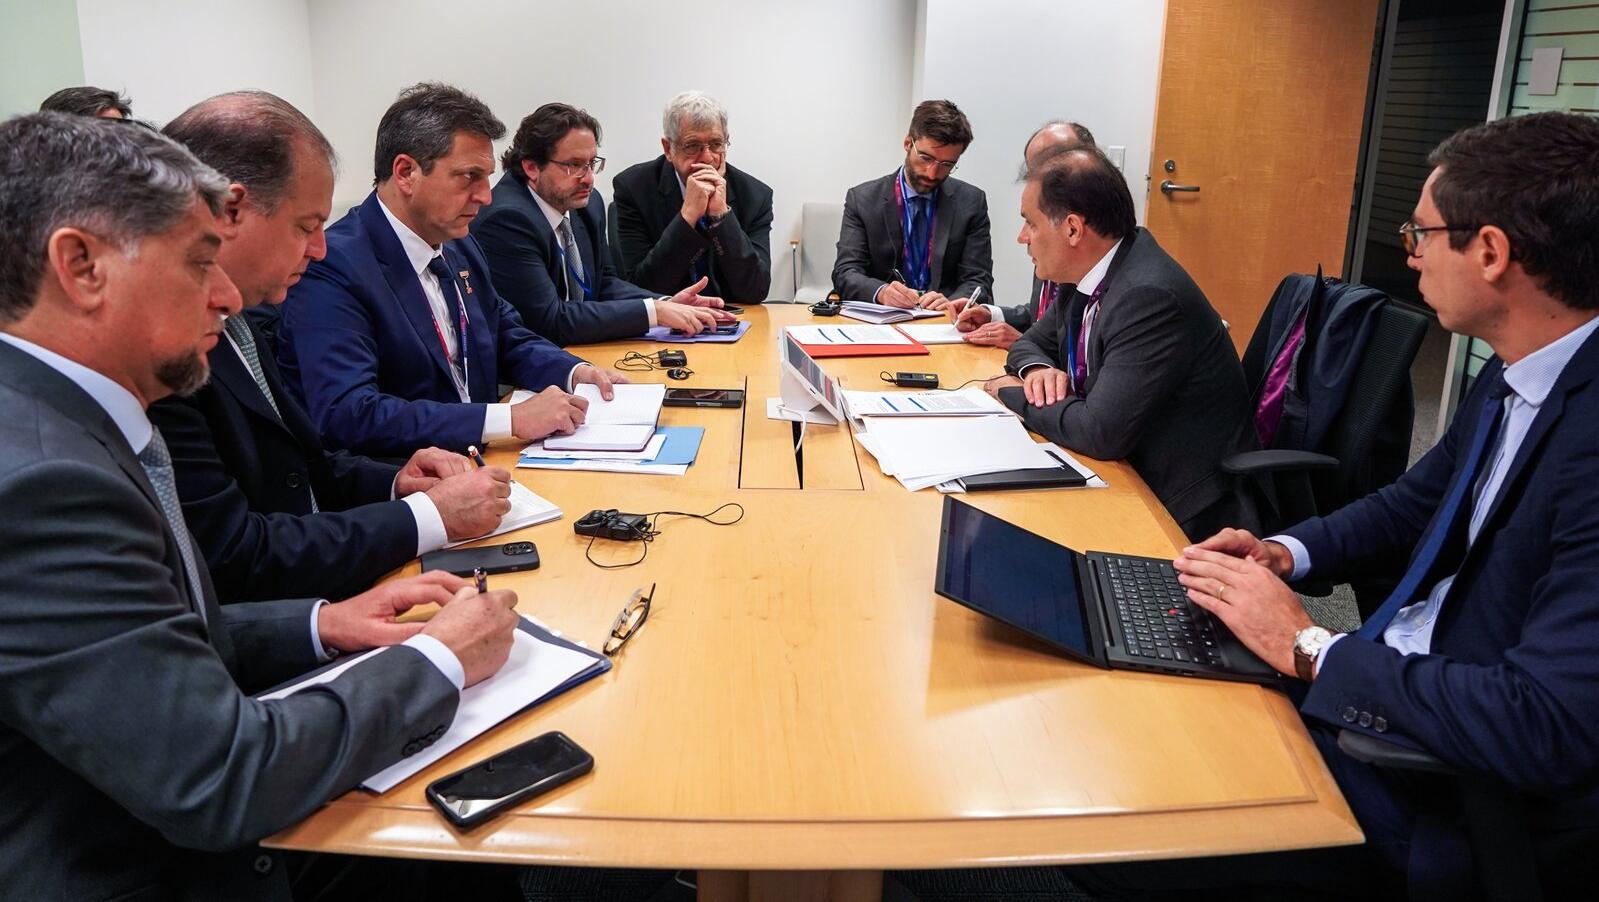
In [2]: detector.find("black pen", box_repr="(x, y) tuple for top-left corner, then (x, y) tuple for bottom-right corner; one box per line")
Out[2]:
(890, 267), (923, 302)
(467, 444), (487, 468)
(473, 567), (488, 594)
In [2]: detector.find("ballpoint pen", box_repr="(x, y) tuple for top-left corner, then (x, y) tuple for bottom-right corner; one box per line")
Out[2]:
(473, 567), (488, 594)
(467, 444), (487, 468)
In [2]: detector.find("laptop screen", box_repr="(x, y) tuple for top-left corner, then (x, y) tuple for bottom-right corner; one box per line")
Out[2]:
(933, 497), (1095, 660)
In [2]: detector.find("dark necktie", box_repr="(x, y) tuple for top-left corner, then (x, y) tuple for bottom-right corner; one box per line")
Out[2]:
(908, 196), (930, 288)
(137, 428), (208, 623)
(224, 316), (318, 512)
(557, 219), (585, 301)
(1059, 290), (1092, 394)
(425, 256), (466, 369)
(1356, 373), (1511, 640)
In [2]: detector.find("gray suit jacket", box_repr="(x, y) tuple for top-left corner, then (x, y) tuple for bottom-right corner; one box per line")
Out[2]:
(0, 341), (458, 901)
(1001, 229), (1258, 538)
(831, 171), (993, 302)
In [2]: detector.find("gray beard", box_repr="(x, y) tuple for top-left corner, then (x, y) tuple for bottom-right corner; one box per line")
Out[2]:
(155, 351), (209, 397)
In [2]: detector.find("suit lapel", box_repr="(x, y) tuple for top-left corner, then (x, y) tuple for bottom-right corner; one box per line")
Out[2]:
(209, 338), (285, 432)
(571, 211), (601, 297)
(928, 185), (952, 286)
(360, 195), (458, 386)
(881, 175), (903, 275)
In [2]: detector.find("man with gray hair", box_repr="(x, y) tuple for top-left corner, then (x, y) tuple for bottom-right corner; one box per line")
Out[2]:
(0, 112), (519, 899)
(151, 91), (516, 605)
(951, 119), (1096, 348)
(612, 90), (775, 303)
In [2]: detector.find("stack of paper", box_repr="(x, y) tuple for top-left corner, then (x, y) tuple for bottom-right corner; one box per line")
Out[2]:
(854, 415), (1062, 491)
(842, 386), (1009, 418)
(541, 384), (667, 452)
(898, 323), (967, 345)
(787, 324), (914, 346)
(518, 425), (704, 476)
(934, 443), (1107, 493)
(839, 301), (944, 324)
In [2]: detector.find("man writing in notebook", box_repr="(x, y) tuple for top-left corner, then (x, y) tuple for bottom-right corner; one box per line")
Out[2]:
(151, 91), (515, 604)
(0, 112), (519, 900)
(951, 119), (1095, 349)
(1080, 111), (1599, 898)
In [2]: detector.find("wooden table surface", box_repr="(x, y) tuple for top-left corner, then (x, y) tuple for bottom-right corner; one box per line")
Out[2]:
(265, 305), (1359, 891)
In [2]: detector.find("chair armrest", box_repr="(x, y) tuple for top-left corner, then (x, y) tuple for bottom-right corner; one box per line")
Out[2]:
(1337, 729), (1457, 774)
(1221, 449), (1340, 475)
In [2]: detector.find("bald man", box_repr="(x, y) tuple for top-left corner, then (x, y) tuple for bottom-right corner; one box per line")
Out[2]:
(952, 120), (1095, 349)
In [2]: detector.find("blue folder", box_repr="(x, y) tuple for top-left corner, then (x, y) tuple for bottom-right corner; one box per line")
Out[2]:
(518, 425), (705, 468)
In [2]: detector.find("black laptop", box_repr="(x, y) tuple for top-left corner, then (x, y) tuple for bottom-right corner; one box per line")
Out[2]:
(933, 497), (1278, 684)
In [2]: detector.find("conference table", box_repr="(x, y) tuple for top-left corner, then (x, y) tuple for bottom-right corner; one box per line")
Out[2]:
(265, 305), (1360, 900)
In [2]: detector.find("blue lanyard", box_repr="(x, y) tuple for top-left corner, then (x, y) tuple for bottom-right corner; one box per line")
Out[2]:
(554, 234), (593, 301)
(428, 257), (471, 397)
(894, 169), (936, 291)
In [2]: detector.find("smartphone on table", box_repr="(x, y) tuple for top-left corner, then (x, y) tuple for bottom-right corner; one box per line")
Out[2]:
(662, 388), (745, 409)
(426, 731), (594, 829)
(419, 541), (540, 577)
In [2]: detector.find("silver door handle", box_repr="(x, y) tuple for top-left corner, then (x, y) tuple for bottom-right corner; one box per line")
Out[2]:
(1160, 180), (1200, 194)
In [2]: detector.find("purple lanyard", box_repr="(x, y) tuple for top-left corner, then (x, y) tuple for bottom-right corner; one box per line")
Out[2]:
(893, 170), (937, 290)
(1064, 283), (1107, 397)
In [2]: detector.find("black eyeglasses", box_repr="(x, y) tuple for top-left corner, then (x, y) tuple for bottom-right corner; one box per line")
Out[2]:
(603, 583), (654, 656)
(1398, 221), (1481, 257)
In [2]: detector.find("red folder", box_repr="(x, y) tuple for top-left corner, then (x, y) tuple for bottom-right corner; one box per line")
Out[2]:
(792, 326), (929, 358)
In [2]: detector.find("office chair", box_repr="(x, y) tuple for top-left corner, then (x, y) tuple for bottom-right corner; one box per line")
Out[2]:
(1223, 274), (1429, 614)
(1338, 730), (1543, 902)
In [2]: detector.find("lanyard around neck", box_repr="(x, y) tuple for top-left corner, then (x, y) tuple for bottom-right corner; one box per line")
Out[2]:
(427, 257), (472, 399)
(894, 169), (937, 291)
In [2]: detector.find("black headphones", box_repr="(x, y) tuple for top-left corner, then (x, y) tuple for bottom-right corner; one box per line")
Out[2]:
(809, 290), (843, 316)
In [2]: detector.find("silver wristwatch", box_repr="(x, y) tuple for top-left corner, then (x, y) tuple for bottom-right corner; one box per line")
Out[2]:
(1293, 626), (1334, 681)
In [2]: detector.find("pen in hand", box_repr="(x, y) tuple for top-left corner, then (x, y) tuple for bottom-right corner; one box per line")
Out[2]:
(468, 444), (487, 468)
(473, 567), (488, 594)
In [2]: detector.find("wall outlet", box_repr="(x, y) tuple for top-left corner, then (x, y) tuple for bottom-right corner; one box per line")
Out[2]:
(1107, 145), (1126, 171)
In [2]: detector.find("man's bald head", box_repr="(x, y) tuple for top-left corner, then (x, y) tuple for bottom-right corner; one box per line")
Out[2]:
(1024, 120), (1095, 170)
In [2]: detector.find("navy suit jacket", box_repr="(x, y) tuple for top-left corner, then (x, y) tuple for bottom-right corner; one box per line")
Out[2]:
(149, 313), (422, 603)
(1290, 330), (1599, 875)
(277, 192), (583, 457)
(470, 175), (653, 346)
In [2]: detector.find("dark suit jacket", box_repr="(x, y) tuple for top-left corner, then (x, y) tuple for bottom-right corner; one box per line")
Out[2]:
(832, 171), (993, 302)
(1290, 336), (1599, 884)
(277, 192), (584, 456)
(149, 314), (422, 603)
(1001, 229), (1257, 538)
(0, 340), (456, 901)
(612, 155), (774, 303)
(471, 175), (653, 346)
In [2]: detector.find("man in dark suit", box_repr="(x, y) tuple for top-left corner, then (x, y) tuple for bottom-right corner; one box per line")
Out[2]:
(278, 84), (628, 457)
(832, 99), (993, 310)
(1083, 111), (1599, 899)
(985, 146), (1257, 541)
(0, 112), (519, 901)
(612, 91), (774, 304)
(470, 102), (732, 345)
(954, 120), (1096, 349)
(151, 92), (515, 603)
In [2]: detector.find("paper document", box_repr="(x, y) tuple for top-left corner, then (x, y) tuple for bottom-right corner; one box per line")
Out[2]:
(897, 323), (967, 345)
(261, 617), (603, 792)
(843, 387), (1009, 417)
(787, 324), (912, 346)
(517, 426), (702, 476)
(856, 415), (1059, 486)
(542, 424), (655, 452)
(838, 301), (943, 324)
(524, 433), (667, 461)
(444, 481), (561, 548)
(574, 383), (666, 425)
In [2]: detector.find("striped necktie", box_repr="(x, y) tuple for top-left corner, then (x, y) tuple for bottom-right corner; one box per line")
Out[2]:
(137, 428), (208, 623)
(223, 315), (318, 513)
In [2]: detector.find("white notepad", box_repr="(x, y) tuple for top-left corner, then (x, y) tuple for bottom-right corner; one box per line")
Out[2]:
(443, 481), (562, 548)
(541, 424), (656, 452)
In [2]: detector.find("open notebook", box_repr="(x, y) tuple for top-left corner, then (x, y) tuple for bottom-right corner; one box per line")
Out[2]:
(542, 384), (667, 452)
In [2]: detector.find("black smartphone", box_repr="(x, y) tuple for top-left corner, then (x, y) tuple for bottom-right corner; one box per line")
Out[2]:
(426, 731), (593, 829)
(419, 541), (540, 577)
(662, 388), (745, 409)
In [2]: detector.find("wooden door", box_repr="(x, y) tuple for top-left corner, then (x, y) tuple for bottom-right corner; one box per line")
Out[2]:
(1146, 0), (1381, 354)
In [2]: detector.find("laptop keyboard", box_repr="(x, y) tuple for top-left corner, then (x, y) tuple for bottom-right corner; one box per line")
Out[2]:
(1102, 555), (1224, 667)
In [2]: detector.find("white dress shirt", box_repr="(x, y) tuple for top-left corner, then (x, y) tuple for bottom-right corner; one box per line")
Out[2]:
(527, 185), (658, 324)
(1275, 313), (1599, 674)
(1016, 238), (1122, 378)
(221, 326), (449, 557)
(0, 330), (464, 686)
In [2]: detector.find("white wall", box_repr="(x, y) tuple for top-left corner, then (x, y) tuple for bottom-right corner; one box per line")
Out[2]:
(1, 0), (85, 117)
(918, 0), (1166, 308)
(75, 0), (316, 125)
(305, 0), (918, 300)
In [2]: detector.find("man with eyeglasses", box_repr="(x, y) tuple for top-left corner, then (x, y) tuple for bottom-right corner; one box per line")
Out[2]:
(832, 99), (993, 310)
(471, 103), (732, 346)
(278, 83), (628, 458)
(611, 91), (774, 305)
